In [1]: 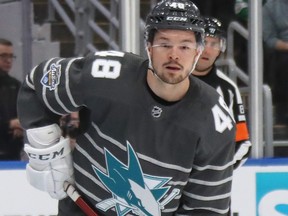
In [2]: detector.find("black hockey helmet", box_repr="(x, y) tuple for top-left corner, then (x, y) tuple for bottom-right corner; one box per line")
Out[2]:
(203, 17), (226, 52)
(145, 0), (205, 46)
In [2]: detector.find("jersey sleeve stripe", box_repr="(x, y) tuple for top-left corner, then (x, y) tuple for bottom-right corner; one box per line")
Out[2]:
(65, 57), (83, 108)
(25, 73), (35, 90)
(183, 191), (231, 201)
(192, 160), (234, 171)
(54, 86), (71, 113)
(188, 176), (232, 186)
(25, 65), (37, 90)
(47, 58), (80, 113)
(182, 206), (230, 215)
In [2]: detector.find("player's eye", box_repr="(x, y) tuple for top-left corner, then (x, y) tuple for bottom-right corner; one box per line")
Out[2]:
(160, 43), (173, 49)
(179, 45), (191, 50)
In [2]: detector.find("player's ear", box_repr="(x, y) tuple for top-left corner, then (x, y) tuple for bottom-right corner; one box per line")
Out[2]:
(146, 42), (152, 53)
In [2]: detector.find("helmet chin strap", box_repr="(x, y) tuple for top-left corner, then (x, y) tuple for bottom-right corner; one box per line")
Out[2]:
(189, 46), (203, 75)
(145, 45), (161, 80)
(145, 45), (203, 84)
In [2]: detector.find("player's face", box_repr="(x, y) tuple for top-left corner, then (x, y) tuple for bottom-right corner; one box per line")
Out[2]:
(0, 44), (14, 73)
(195, 36), (221, 74)
(148, 29), (200, 84)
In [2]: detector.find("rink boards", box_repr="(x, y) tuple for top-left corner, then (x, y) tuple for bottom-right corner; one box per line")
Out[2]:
(0, 158), (288, 216)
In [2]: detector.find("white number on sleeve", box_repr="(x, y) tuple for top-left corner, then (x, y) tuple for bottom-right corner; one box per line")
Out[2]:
(92, 59), (121, 79)
(212, 97), (234, 133)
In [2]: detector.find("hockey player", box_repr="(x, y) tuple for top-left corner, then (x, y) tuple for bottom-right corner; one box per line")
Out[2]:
(18, 1), (236, 215)
(193, 17), (251, 168)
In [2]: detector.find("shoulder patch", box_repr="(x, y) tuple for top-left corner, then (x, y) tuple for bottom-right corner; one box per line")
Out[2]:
(40, 63), (61, 91)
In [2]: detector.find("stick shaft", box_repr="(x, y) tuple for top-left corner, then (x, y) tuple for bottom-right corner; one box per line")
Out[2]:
(64, 182), (99, 216)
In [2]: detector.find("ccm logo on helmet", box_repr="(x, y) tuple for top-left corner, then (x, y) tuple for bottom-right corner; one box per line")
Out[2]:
(28, 147), (65, 161)
(166, 17), (188, 21)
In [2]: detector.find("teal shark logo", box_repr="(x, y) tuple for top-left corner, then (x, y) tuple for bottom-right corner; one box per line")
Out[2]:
(92, 141), (179, 216)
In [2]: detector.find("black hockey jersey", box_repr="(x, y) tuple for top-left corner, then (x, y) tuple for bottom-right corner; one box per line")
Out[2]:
(195, 65), (251, 168)
(18, 51), (236, 215)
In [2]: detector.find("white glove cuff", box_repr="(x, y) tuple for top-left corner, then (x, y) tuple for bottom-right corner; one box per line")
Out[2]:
(26, 164), (56, 191)
(26, 123), (62, 147)
(24, 137), (71, 164)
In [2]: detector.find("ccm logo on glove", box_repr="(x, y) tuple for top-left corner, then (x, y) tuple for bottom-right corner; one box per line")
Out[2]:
(27, 147), (65, 161)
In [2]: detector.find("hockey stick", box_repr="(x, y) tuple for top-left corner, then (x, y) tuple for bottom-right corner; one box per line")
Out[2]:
(64, 182), (99, 216)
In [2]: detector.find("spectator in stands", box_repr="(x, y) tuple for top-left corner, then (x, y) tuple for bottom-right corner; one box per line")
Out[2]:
(0, 38), (24, 160)
(263, 0), (288, 126)
(234, 0), (266, 24)
(193, 17), (251, 168)
(234, 0), (248, 23)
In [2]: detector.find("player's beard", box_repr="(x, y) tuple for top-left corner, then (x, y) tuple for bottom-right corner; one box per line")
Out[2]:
(147, 46), (202, 85)
(152, 65), (192, 85)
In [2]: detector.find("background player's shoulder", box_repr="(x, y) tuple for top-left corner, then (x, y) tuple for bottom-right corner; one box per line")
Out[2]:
(190, 75), (221, 102)
(215, 69), (238, 90)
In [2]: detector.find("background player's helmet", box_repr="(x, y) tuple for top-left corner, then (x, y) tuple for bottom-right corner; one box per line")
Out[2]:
(145, 0), (204, 47)
(203, 17), (227, 52)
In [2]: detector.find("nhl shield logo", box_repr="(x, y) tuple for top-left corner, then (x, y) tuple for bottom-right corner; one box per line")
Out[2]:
(151, 106), (162, 118)
(41, 63), (61, 91)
